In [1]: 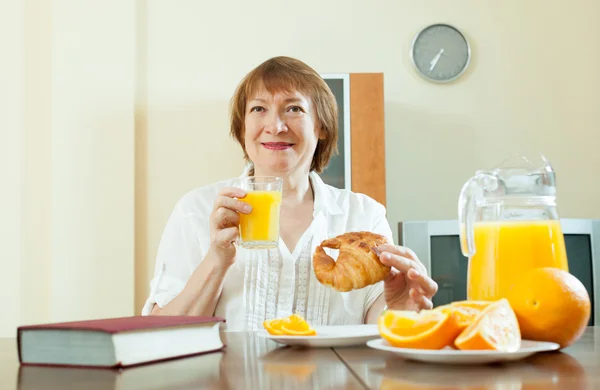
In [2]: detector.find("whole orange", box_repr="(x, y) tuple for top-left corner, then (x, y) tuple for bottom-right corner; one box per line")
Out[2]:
(507, 267), (590, 348)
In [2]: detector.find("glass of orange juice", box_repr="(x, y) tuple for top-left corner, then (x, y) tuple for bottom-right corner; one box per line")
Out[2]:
(459, 154), (569, 301)
(238, 176), (283, 249)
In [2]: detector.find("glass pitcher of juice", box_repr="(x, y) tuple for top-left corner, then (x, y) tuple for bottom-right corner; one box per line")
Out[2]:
(458, 154), (569, 301)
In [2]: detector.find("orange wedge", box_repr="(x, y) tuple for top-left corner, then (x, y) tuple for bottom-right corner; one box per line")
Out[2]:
(450, 300), (493, 311)
(378, 309), (460, 349)
(451, 301), (494, 346)
(435, 300), (493, 348)
(454, 298), (521, 352)
(263, 318), (288, 335)
(280, 314), (317, 336)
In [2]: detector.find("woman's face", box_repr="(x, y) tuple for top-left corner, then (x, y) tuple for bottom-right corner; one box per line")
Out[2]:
(244, 84), (322, 175)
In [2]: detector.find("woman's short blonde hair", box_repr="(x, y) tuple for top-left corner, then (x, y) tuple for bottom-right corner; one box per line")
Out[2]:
(230, 56), (338, 173)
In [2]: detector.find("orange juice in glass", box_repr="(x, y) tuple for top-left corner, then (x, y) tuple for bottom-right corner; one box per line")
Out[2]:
(239, 176), (283, 249)
(467, 220), (569, 301)
(459, 154), (569, 301)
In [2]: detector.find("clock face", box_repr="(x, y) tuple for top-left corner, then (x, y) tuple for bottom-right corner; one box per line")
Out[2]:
(411, 24), (471, 83)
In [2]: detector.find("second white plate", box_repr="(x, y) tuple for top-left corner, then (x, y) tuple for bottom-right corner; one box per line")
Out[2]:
(258, 325), (380, 348)
(366, 338), (560, 364)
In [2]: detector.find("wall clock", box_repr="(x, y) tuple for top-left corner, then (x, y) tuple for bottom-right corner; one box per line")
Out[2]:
(410, 23), (471, 83)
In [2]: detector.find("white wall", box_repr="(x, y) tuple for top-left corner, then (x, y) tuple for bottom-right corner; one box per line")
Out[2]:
(20, 0), (52, 328)
(136, 0), (600, 311)
(0, 0), (24, 338)
(0, 0), (135, 337)
(1, 1), (599, 333)
(50, 0), (136, 322)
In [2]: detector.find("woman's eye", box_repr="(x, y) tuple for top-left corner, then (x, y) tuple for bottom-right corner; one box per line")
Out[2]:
(250, 106), (265, 113)
(288, 106), (304, 113)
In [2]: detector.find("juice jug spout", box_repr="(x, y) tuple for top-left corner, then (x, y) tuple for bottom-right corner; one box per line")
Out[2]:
(487, 153), (557, 198)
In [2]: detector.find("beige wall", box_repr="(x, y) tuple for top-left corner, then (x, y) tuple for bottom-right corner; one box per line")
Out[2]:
(1, 0), (24, 339)
(0, 0), (135, 337)
(1, 1), (599, 335)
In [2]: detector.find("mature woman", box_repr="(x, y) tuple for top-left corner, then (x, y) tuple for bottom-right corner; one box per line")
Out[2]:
(142, 56), (438, 330)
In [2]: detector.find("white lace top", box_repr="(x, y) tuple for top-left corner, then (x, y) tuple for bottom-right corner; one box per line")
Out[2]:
(142, 168), (394, 330)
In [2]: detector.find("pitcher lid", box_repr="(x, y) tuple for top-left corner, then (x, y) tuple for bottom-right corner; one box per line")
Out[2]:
(477, 154), (556, 198)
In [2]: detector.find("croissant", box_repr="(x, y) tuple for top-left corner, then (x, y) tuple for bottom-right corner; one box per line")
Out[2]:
(313, 231), (390, 292)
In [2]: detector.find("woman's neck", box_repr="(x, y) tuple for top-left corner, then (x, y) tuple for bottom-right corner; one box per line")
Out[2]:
(252, 166), (313, 204)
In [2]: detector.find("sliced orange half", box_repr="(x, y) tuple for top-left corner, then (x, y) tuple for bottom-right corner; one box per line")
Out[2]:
(378, 309), (460, 349)
(454, 298), (521, 352)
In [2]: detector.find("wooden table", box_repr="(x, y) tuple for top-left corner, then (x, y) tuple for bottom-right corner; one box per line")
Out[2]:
(1, 327), (598, 389)
(336, 327), (600, 389)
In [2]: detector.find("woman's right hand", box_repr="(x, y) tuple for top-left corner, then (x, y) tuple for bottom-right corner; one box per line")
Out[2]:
(208, 187), (252, 269)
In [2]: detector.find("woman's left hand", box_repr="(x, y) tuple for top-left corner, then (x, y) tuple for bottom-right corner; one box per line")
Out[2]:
(377, 244), (438, 311)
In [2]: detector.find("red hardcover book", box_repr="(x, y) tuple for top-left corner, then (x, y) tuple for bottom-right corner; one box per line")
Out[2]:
(17, 316), (225, 368)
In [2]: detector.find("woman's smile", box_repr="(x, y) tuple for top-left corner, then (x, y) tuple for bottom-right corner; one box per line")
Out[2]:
(261, 142), (295, 151)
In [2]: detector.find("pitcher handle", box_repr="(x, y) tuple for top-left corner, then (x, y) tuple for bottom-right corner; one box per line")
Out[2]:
(458, 176), (479, 257)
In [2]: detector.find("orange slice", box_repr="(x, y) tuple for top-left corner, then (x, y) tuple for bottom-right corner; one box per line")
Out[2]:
(280, 314), (317, 336)
(434, 301), (492, 349)
(378, 309), (460, 349)
(450, 300), (493, 312)
(264, 314), (317, 336)
(263, 318), (288, 335)
(435, 300), (493, 347)
(454, 298), (521, 352)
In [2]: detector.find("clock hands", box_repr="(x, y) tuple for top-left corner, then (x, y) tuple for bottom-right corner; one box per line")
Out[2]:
(429, 48), (444, 73)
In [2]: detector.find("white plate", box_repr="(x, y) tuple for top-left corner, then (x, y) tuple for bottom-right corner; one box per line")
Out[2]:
(258, 325), (380, 348)
(366, 339), (560, 364)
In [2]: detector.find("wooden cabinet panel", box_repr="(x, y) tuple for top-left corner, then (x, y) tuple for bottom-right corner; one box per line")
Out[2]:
(321, 73), (386, 207)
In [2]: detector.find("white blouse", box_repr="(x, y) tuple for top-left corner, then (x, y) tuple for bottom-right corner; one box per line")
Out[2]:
(142, 167), (394, 331)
